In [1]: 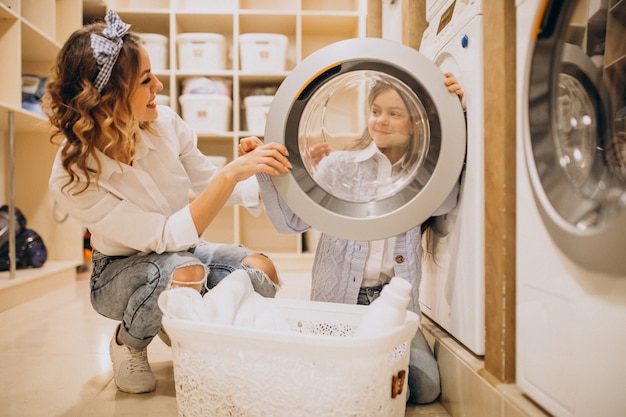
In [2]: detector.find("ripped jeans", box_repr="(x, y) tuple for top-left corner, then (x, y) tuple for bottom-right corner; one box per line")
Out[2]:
(90, 242), (278, 350)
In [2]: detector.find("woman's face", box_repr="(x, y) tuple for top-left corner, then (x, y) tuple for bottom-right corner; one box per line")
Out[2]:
(368, 87), (412, 159)
(130, 46), (163, 122)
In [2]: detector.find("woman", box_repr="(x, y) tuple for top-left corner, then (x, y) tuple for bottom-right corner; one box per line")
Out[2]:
(44, 11), (292, 394)
(240, 72), (464, 404)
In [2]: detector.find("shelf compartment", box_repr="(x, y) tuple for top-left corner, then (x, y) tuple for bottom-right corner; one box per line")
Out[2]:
(21, 19), (61, 74)
(0, 0), (18, 18)
(301, 14), (361, 58)
(175, 0), (236, 12)
(0, 17), (20, 106)
(239, 210), (300, 253)
(116, 10), (170, 35)
(201, 206), (236, 244)
(0, 104), (49, 133)
(302, 0), (362, 12)
(21, 0), (56, 39)
(109, 0), (170, 10)
(239, 0), (296, 11)
(605, 0), (625, 66)
(196, 136), (235, 162)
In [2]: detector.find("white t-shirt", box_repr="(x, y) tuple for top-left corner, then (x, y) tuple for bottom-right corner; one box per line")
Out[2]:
(359, 144), (397, 287)
(313, 142), (399, 287)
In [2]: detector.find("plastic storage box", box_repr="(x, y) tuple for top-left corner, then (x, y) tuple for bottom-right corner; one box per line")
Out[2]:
(139, 33), (168, 70)
(244, 95), (274, 134)
(177, 33), (226, 71)
(179, 0), (235, 10)
(162, 297), (419, 417)
(239, 33), (288, 72)
(178, 94), (231, 133)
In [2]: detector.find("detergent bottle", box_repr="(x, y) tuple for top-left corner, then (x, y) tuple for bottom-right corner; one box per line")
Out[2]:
(354, 276), (411, 337)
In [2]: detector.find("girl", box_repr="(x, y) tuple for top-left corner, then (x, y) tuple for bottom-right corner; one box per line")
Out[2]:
(44, 11), (291, 394)
(240, 72), (464, 404)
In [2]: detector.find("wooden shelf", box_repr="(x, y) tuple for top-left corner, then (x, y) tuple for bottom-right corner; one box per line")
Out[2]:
(0, 0), (83, 301)
(0, 261), (79, 312)
(0, 103), (50, 133)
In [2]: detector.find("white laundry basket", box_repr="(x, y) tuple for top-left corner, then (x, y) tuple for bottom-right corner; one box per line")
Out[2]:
(162, 297), (419, 417)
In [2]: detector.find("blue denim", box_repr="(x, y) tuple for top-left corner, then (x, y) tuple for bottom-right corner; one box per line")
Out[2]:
(90, 242), (278, 350)
(358, 285), (441, 404)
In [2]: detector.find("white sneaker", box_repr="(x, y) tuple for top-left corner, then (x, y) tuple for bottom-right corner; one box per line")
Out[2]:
(109, 325), (156, 394)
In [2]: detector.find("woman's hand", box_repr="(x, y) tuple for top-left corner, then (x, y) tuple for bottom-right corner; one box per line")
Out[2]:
(225, 138), (292, 183)
(444, 72), (464, 102)
(238, 136), (265, 156)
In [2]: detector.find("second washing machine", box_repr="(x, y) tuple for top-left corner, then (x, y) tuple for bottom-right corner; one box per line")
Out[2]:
(517, 0), (626, 415)
(418, 0), (486, 355)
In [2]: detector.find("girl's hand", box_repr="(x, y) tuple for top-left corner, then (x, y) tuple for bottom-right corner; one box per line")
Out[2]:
(308, 142), (331, 164)
(225, 141), (292, 182)
(444, 72), (464, 102)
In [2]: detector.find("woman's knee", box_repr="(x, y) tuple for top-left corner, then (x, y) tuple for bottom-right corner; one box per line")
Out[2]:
(242, 253), (279, 285)
(170, 264), (207, 291)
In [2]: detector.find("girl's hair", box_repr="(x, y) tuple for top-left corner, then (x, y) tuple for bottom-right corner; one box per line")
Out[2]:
(349, 74), (422, 170)
(42, 20), (143, 194)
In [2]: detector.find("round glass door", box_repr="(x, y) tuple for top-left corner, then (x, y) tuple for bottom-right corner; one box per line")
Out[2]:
(527, 0), (626, 274)
(299, 70), (431, 204)
(266, 38), (466, 241)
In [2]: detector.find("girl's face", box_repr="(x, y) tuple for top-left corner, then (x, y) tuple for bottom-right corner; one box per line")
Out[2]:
(368, 88), (412, 159)
(130, 46), (163, 122)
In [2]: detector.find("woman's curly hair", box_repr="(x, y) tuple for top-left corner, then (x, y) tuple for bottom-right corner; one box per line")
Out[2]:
(42, 20), (143, 194)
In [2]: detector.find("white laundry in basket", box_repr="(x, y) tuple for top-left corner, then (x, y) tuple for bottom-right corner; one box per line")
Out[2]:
(158, 269), (291, 331)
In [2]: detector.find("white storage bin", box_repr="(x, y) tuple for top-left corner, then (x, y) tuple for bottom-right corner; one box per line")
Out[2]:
(129, 0), (168, 7)
(177, 33), (226, 71)
(139, 33), (168, 70)
(244, 95), (274, 134)
(178, 0), (235, 10)
(162, 297), (419, 417)
(239, 33), (288, 72)
(179, 94), (231, 133)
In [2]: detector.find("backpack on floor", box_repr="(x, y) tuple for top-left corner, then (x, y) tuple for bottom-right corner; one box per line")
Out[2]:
(0, 205), (47, 271)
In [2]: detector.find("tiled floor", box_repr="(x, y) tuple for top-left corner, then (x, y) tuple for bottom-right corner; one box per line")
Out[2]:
(0, 269), (450, 417)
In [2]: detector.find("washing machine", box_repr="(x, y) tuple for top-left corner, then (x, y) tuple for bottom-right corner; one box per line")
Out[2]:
(516, 0), (626, 416)
(417, 0), (486, 355)
(265, 38), (466, 241)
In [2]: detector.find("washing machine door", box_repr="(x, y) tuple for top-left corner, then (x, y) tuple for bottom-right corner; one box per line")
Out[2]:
(527, 0), (626, 274)
(265, 38), (466, 241)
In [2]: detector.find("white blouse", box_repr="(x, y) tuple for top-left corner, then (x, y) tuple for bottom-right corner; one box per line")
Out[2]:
(49, 105), (259, 257)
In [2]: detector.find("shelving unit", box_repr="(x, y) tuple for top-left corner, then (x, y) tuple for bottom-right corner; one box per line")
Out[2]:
(83, 0), (367, 258)
(606, 0), (625, 79)
(0, 0), (84, 311)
